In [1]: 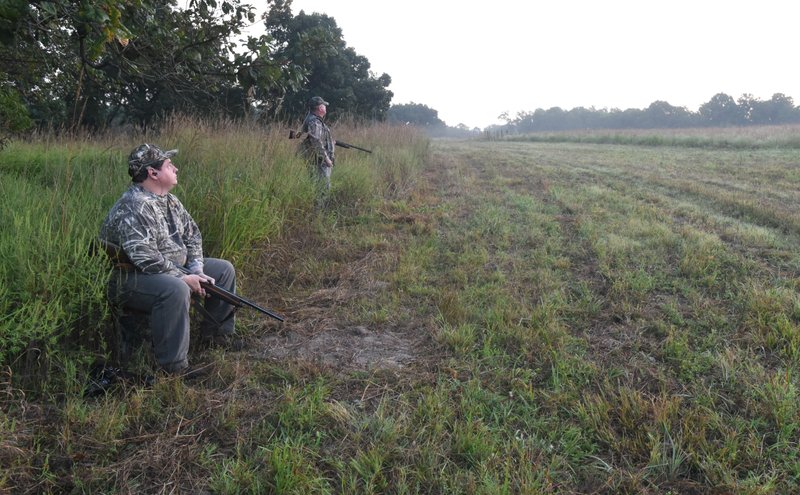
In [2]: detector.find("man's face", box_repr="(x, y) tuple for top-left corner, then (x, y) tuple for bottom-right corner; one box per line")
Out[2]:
(153, 159), (178, 188)
(316, 104), (327, 118)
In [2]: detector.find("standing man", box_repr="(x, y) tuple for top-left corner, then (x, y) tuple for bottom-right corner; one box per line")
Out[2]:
(299, 96), (335, 208)
(100, 143), (239, 376)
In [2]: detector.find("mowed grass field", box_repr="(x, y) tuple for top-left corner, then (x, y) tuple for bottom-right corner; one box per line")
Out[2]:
(415, 139), (800, 493)
(3, 129), (800, 493)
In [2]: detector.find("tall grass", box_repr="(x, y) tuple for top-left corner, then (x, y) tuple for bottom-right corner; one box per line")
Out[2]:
(0, 116), (428, 386)
(0, 142), (115, 374)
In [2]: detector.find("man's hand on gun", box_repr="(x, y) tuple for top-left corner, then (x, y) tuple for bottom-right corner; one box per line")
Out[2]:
(177, 266), (284, 321)
(183, 273), (212, 297)
(96, 238), (285, 321)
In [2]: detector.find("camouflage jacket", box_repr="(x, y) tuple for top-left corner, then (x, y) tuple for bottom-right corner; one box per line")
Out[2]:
(300, 113), (334, 164)
(99, 184), (204, 276)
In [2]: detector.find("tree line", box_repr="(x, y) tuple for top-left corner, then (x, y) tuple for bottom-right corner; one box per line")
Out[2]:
(0, 0), (393, 139)
(494, 93), (800, 133)
(2, 2), (796, 141)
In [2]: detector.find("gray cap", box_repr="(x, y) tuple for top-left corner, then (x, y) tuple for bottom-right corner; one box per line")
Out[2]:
(127, 143), (178, 178)
(308, 96), (329, 108)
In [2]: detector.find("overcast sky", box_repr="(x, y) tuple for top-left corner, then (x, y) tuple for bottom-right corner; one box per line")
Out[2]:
(280, 0), (798, 129)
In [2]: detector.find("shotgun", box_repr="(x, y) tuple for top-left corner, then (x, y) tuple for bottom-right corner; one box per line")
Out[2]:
(176, 265), (284, 322)
(334, 140), (372, 153)
(288, 130), (372, 153)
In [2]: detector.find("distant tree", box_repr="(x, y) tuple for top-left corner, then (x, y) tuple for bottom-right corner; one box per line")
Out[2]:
(263, 1), (393, 122)
(538, 108), (565, 131)
(5, 1), (131, 127)
(699, 93), (740, 126)
(615, 108), (644, 128)
(643, 101), (695, 128)
(388, 102), (444, 126)
(514, 107), (568, 132)
(509, 110), (533, 132)
(566, 106), (594, 129)
(752, 93), (800, 124)
(736, 93), (760, 123)
(495, 91), (796, 134)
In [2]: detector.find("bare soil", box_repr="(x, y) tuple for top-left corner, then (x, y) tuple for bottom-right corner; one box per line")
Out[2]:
(244, 167), (447, 377)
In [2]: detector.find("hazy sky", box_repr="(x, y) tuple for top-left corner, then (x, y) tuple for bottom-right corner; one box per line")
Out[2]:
(280, 0), (798, 129)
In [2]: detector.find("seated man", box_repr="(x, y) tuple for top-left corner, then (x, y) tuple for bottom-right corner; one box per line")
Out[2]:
(99, 143), (238, 375)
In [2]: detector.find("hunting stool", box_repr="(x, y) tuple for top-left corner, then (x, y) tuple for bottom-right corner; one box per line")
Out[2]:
(92, 239), (152, 367)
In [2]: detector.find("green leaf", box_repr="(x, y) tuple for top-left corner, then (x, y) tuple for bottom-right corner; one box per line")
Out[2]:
(40, 2), (57, 16)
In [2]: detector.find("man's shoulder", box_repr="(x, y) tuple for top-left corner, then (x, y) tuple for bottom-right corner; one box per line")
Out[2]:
(305, 113), (328, 126)
(125, 184), (170, 203)
(119, 183), (147, 199)
(109, 185), (164, 216)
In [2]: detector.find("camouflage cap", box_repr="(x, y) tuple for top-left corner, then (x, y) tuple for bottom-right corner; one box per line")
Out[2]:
(127, 143), (178, 178)
(308, 96), (329, 108)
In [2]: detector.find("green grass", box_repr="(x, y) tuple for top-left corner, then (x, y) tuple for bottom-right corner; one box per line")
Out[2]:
(3, 123), (800, 493)
(499, 124), (800, 149)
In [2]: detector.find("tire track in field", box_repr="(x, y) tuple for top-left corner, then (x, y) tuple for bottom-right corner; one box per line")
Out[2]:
(566, 161), (800, 280)
(507, 159), (675, 391)
(433, 141), (675, 391)
(514, 147), (800, 379)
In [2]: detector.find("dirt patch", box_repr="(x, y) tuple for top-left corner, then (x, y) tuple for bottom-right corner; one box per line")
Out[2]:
(247, 182), (446, 375)
(256, 323), (418, 371)
(249, 269), (441, 375)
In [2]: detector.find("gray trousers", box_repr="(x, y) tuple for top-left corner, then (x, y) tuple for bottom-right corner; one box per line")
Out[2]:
(312, 160), (332, 190)
(108, 258), (236, 373)
(309, 160), (332, 208)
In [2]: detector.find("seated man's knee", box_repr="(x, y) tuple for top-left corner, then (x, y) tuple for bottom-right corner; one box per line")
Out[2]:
(206, 258), (235, 280)
(161, 275), (191, 304)
(218, 259), (234, 274)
